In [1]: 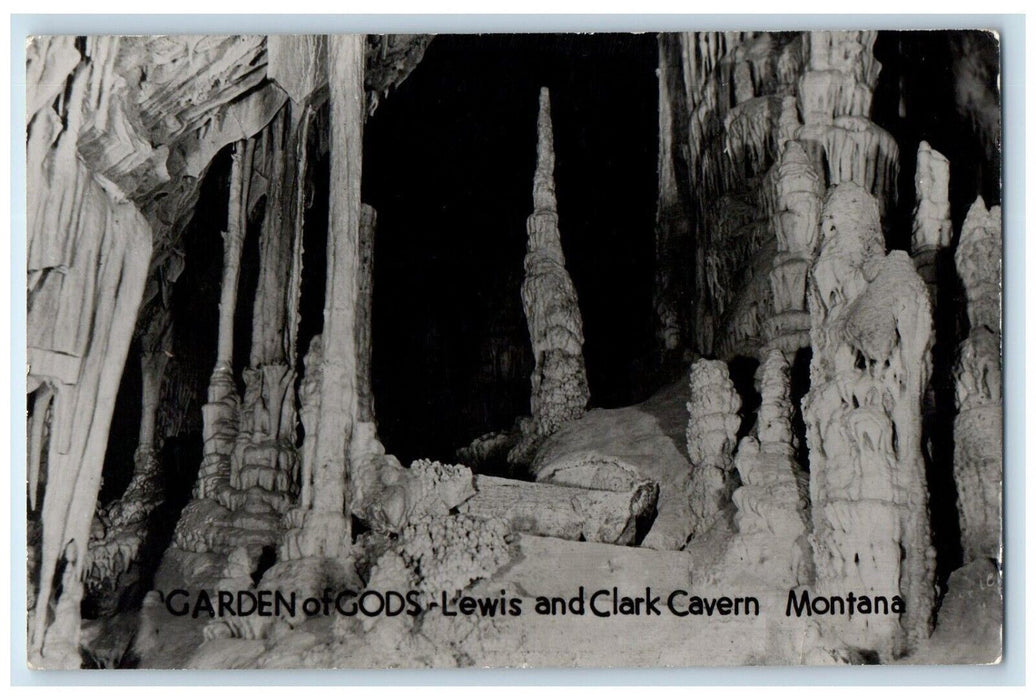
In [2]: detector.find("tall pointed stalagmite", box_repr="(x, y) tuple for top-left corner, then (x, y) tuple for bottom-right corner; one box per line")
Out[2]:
(509, 87), (590, 465)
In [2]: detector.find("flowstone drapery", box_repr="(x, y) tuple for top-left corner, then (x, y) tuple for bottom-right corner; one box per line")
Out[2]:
(27, 37), (154, 668)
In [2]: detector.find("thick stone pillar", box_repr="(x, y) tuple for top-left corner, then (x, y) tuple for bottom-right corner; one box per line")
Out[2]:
(765, 140), (823, 353)
(285, 34), (366, 560)
(803, 183), (935, 659)
(228, 105), (313, 509)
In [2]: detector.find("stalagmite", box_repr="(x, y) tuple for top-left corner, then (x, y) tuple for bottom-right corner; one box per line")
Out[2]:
(286, 34), (366, 559)
(729, 350), (811, 587)
(911, 141), (952, 281)
(685, 359), (741, 538)
(803, 183), (935, 659)
(953, 197), (1002, 562)
(509, 87), (590, 464)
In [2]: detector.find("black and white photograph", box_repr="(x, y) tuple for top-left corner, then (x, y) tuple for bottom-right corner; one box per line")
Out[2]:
(23, 28), (1003, 670)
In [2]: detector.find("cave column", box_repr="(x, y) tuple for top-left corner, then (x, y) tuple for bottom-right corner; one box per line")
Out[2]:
(228, 104), (314, 502)
(121, 318), (170, 504)
(83, 313), (171, 611)
(195, 138), (253, 499)
(137, 314), (172, 464)
(356, 204), (378, 425)
(654, 35), (692, 364)
(764, 138), (822, 354)
(288, 34), (366, 559)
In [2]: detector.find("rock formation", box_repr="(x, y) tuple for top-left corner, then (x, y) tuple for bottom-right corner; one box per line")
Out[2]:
(729, 350), (811, 587)
(803, 183), (935, 659)
(27, 36), (154, 668)
(953, 197), (1002, 562)
(911, 141), (953, 283)
(685, 359), (741, 538)
(766, 140), (824, 353)
(509, 87), (590, 464)
(282, 34), (367, 561)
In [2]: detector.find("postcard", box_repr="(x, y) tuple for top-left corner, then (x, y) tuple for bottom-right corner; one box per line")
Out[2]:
(24, 29), (1003, 669)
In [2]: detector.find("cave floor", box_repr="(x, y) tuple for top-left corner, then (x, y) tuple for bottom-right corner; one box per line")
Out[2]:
(126, 380), (1000, 669)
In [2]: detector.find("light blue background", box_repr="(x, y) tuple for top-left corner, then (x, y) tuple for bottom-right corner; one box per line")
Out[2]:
(9, 13), (1026, 686)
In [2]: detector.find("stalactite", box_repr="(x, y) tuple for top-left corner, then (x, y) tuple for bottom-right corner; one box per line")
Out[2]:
(509, 87), (590, 465)
(286, 106), (315, 366)
(798, 31), (881, 124)
(795, 31), (899, 218)
(953, 197), (1002, 563)
(685, 359), (741, 538)
(803, 183), (935, 659)
(663, 32), (806, 357)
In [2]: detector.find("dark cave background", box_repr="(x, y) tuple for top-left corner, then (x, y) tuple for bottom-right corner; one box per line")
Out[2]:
(362, 33), (659, 465)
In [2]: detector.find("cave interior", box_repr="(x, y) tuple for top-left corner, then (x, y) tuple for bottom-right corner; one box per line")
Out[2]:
(26, 30), (1002, 669)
